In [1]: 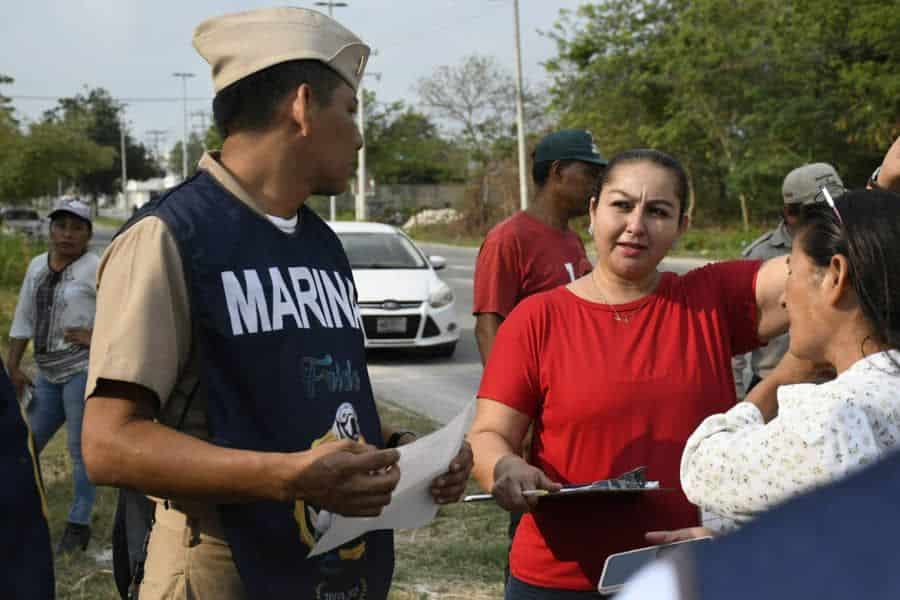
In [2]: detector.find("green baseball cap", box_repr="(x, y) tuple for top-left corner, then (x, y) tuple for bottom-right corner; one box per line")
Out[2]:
(534, 129), (607, 166)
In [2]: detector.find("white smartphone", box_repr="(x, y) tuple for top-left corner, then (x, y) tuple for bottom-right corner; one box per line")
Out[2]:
(596, 537), (713, 595)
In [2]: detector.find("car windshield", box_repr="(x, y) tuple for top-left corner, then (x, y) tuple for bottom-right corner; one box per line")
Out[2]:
(338, 232), (427, 269)
(4, 209), (39, 220)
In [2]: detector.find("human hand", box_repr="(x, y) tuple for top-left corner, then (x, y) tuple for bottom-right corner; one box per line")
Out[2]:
(8, 366), (32, 399)
(287, 440), (401, 517)
(491, 454), (562, 513)
(645, 527), (714, 545)
(64, 327), (92, 347)
(873, 136), (900, 193)
(430, 441), (473, 505)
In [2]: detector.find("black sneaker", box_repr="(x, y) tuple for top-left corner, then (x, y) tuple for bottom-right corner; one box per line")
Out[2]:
(56, 522), (91, 555)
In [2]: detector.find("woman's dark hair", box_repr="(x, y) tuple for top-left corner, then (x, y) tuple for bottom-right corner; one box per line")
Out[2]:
(212, 59), (345, 138)
(591, 149), (690, 221)
(795, 188), (900, 356)
(531, 159), (578, 187)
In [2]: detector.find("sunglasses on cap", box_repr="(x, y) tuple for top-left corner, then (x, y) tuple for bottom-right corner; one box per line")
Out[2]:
(868, 165), (883, 190)
(814, 183), (847, 224)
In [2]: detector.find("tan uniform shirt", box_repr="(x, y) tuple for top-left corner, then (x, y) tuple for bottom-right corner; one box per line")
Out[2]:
(87, 152), (295, 544)
(87, 153), (275, 438)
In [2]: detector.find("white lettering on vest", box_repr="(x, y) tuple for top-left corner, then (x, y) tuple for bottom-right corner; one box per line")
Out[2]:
(311, 269), (334, 328)
(320, 270), (357, 329)
(222, 270), (272, 336)
(269, 267), (303, 330)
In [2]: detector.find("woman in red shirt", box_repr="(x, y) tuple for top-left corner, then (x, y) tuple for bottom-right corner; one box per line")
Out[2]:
(469, 149), (793, 597)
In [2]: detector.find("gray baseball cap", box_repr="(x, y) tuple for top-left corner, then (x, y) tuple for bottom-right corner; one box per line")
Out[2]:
(49, 197), (92, 224)
(782, 163), (844, 205)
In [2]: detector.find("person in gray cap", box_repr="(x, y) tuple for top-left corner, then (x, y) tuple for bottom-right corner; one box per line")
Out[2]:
(732, 162), (844, 397)
(8, 196), (98, 556)
(81, 7), (471, 600)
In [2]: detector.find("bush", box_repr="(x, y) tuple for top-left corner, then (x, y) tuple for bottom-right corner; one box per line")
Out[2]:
(0, 233), (46, 288)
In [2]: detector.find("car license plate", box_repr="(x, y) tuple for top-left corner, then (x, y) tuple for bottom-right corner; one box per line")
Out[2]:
(376, 317), (407, 334)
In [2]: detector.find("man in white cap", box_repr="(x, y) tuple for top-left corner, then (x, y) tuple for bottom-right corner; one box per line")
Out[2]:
(732, 163), (844, 397)
(82, 8), (472, 599)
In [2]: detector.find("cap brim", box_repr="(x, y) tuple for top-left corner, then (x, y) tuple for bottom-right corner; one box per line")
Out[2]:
(49, 209), (92, 224)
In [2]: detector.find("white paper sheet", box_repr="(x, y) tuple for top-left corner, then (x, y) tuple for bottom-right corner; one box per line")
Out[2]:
(309, 401), (475, 557)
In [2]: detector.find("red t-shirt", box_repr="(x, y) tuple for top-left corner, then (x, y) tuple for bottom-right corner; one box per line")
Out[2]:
(477, 260), (763, 591)
(473, 211), (593, 318)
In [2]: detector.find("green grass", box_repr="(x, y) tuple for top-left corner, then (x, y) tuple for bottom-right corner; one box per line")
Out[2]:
(0, 233), (47, 288)
(677, 225), (769, 259)
(41, 431), (120, 599)
(33, 400), (505, 599)
(406, 219), (771, 261)
(93, 216), (125, 229)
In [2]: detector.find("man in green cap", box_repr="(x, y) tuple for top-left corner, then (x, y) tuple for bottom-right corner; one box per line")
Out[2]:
(473, 129), (606, 364)
(472, 128), (605, 588)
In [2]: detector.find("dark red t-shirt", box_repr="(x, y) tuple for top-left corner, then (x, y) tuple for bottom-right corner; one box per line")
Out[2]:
(477, 260), (763, 590)
(473, 211), (593, 318)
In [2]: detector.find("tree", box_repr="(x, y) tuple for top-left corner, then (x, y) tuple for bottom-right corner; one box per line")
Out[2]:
(416, 54), (547, 168)
(363, 91), (466, 184)
(4, 118), (115, 199)
(545, 0), (900, 226)
(47, 87), (163, 195)
(168, 132), (205, 176)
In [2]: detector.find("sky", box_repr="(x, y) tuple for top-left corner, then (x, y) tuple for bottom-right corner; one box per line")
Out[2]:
(2, 0), (587, 161)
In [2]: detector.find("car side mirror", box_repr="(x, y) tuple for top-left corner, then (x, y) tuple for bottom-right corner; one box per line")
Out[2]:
(429, 255), (447, 270)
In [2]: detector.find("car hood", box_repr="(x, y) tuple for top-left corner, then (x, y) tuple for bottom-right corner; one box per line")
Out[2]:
(352, 268), (437, 303)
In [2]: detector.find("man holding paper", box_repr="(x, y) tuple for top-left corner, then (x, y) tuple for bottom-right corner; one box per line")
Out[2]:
(82, 7), (471, 599)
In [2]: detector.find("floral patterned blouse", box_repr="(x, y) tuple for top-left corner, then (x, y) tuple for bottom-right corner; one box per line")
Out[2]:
(681, 350), (900, 524)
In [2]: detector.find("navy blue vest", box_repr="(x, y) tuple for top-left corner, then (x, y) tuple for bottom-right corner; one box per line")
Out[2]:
(0, 358), (54, 599)
(690, 449), (900, 599)
(134, 171), (393, 598)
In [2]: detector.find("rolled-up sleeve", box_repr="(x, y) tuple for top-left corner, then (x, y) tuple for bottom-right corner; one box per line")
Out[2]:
(86, 217), (191, 410)
(10, 258), (38, 339)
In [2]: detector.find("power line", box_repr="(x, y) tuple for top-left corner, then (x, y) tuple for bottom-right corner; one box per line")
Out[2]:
(7, 95), (210, 103)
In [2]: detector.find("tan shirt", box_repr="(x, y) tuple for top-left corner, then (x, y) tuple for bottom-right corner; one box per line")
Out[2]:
(86, 152), (282, 438)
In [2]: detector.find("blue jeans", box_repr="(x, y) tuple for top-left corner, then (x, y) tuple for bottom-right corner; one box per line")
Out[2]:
(28, 371), (95, 526)
(506, 576), (603, 600)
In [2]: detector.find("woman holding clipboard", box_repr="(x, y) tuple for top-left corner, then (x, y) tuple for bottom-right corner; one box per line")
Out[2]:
(468, 149), (808, 598)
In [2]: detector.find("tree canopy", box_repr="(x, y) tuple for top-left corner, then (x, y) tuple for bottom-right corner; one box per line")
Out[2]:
(545, 0), (900, 225)
(363, 92), (466, 184)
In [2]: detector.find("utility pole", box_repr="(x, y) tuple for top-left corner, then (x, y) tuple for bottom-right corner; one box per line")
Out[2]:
(146, 129), (168, 164)
(172, 72), (195, 180)
(192, 110), (211, 150)
(356, 71), (380, 222)
(512, 0), (528, 211)
(119, 106), (128, 207)
(315, 1), (349, 221)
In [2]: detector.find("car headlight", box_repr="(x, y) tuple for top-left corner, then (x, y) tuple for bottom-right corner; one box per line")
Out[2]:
(428, 282), (454, 308)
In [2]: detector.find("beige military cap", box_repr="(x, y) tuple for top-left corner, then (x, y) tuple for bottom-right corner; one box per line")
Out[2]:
(193, 7), (370, 93)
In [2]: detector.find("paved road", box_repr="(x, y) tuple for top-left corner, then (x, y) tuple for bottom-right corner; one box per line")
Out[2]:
(368, 242), (709, 425)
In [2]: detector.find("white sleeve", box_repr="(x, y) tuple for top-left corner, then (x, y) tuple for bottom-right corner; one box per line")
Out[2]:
(680, 390), (883, 522)
(9, 259), (38, 339)
(616, 560), (683, 600)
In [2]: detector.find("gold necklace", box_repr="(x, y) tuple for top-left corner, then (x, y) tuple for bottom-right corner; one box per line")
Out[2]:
(590, 272), (630, 324)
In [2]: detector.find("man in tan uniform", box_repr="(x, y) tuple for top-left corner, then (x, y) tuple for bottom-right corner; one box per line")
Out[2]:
(732, 163), (843, 398)
(82, 8), (472, 599)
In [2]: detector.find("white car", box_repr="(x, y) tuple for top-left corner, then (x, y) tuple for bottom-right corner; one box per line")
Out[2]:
(329, 221), (460, 357)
